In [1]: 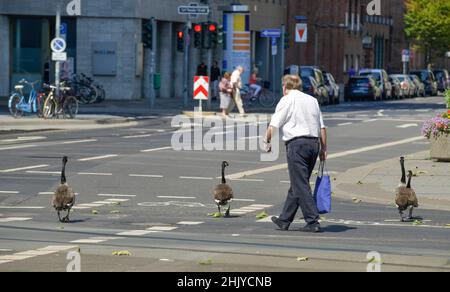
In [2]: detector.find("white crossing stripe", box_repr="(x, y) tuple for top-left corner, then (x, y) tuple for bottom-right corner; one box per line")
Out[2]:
(71, 237), (119, 244)
(0, 245), (77, 265)
(0, 144), (38, 151)
(140, 146), (173, 153)
(117, 230), (159, 236)
(105, 199), (129, 202)
(78, 154), (118, 162)
(0, 191), (20, 194)
(26, 171), (60, 175)
(147, 226), (178, 231)
(123, 134), (152, 139)
(157, 196), (197, 199)
(0, 217), (32, 223)
(98, 194), (136, 198)
(233, 199), (256, 202)
(78, 172), (113, 176)
(62, 139), (97, 145)
(338, 122), (353, 126)
(396, 123), (418, 129)
(177, 221), (204, 225)
(179, 176), (213, 180)
(129, 174), (164, 178)
(0, 206), (44, 210)
(0, 164), (49, 173)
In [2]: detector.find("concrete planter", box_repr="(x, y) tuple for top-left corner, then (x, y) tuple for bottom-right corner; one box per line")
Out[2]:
(430, 134), (450, 162)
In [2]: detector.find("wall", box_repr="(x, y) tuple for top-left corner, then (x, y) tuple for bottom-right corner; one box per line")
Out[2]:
(0, 15), (10, 97)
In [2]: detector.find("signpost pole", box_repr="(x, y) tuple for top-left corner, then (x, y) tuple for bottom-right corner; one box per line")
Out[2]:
(183, 21), (189, 108)
(55, 7), (61, 96)
(281, 24), (286, 81)
(272, 37), (277, 93)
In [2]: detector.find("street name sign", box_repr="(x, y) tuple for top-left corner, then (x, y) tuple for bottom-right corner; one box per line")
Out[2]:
(178, 5), (210, 15)
(261, 29), (281, 38)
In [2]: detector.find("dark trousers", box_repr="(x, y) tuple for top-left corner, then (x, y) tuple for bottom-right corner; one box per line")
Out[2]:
(279, 138), (320, 226)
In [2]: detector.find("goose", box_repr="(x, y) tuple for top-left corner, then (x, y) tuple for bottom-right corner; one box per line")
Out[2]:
(52, 156), (76, 223)
(213, 161), (234, 217)
(395, 170), (419, 222)
(398, 157), (407, 187)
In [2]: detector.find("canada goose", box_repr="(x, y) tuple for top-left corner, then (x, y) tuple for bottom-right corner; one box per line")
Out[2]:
(52, 156), (76, 223)
(213, 161), (234, 217)
(398, 157), (407, 187)
(395, 170), (419, 222)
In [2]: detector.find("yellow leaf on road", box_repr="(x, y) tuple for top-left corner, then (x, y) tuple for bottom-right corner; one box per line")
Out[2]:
(352, 198), (362, 204)
(198, 259), (213, 265)
(256, 211), (269, 220)
(297, 257), (309, 262)
(91, 210), (99, 215)
(112, 250), (132, 256)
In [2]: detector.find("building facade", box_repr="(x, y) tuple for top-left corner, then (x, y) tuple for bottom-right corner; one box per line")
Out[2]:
(0, 0), (287, 100)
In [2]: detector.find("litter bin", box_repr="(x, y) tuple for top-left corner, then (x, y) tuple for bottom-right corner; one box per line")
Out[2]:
(153, 73), (161, 90)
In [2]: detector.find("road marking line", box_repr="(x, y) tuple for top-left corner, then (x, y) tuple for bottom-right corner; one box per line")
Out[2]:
(249, 204), (273, 208)
(78, 154), (118, 162)
(396, 123), (418, 129)
(147, 226), (178, 231)
(233, 199), (256, 202)
(363, 119), (378, 123)
(177, 221), (204, 225)
(229, 178), (265, 182)
(0, 255), (34, 261)
(129, 174), (164, 178)
(0, 206), (44, 210)
(280, 181), (290, 184)
(239, 136), (261, 140)
(105, 199), (129, 202)
(1, 136), (46, 143)
(123, 134), (152, 139)
(117, 230), (160, 236)
(0, 249), (13, 252)
(0, 245), (77, 266)
(338, 122), (353, 126)
(26, 171), (60, 175)
(140, 146), (173, 153)
(179, 176), (213, 180)
(72, 206), (91, 210)
(0, 217), (33, 222)
(377, 110), (385, 117)
(71, 237), (119, 244)
(157, 196), (197, 200)
(0, 144), (38, 151)
(15, 250), (60, 256)
(91, 201), (116, 205)
(415, 109), (430, 112)
(98, 194), (136, 198)
(0, 165), (49, 173)
(78, 172), (113, 176)
(38, 246), (78, 252)
(0, 191), (20, 194)
(226, 136), (426, 179)
(62, 139), (97, 145)
(76, 203), (104, 208)
(39, 192), (54, 195)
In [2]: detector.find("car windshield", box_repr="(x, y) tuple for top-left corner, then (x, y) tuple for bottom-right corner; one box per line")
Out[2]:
(360, 72), (380, 81)
(302, 77), (312, 87)
(350, 78), (371, 86)
(412, 71), (429, 81)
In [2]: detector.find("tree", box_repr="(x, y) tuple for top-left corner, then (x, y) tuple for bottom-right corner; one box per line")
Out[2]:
(404, 0), (450, 65)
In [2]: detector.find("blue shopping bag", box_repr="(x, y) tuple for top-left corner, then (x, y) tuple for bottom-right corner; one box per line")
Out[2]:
(313, 162), (332, 214)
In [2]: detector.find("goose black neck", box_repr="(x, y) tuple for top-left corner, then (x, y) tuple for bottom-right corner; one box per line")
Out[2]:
(221, 164), (226, 184)
(400, 159), (406, 184)
(407, 174), (412, 189)
(61, 161), (67, 184)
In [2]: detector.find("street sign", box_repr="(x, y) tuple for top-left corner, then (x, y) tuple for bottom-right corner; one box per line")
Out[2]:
(402, 49), (410, 62)
(178, 5), (210, 15)
(52, 52), (67, 62)
(60, 23), (68, 40)
(271, 38), (278, 56)
(50, 37), (67, 53)
(261, 29), (281, 38)
(295, 23), (308, 43)
(194, 76), (209, 100)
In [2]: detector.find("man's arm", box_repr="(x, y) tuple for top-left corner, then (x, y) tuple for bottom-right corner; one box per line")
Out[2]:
(263, 126), (275, 153)
(320, 128), (327, 161)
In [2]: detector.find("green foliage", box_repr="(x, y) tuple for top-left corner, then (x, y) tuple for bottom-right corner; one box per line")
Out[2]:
(404, 0), (450, 63)
(445, 90), (450, 109)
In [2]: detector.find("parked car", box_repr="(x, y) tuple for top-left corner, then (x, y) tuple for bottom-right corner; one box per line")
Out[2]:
(301, 76), (320, 99)
(391, 74), (416, 98)
(410, 75), (426, 97)
(410, 69), (438, 96)
(345, 76), (382, 101)
(433, 69), (450, 93)
(300, 66), (330, 105)
(323, 72), (340, 104)
(389, 76), (404, 99)
(359, 69), (393, 99)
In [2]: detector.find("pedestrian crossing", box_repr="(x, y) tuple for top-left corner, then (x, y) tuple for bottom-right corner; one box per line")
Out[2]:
(73, 198), (130, 210)
(0, 245), (77, 265)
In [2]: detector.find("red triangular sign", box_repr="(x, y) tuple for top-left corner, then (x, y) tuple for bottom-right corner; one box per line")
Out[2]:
(298, 29), (305, 40)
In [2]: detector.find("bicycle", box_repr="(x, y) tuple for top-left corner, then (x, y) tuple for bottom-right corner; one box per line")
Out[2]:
(42, 83), (79, 120)
(242, 84), (279, 108)
(8, 79), (43, 118)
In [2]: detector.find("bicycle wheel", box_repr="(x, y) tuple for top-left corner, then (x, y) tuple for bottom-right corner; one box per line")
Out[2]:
(43, 96), (56, 119)
(9, 94), (24, 118)
(63, 96), (79, 119)
(259, 91), (277, 108)
(36, 93), (45, 118)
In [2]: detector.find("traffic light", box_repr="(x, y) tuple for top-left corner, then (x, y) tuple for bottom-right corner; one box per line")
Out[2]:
(284, 31), (290, 50)
(217, 25), (224, 45)
(193, 24), (202, 49)
(176, 30), (184, 52)
(202, 22), (218, 49)
(142, 20), (153, 49)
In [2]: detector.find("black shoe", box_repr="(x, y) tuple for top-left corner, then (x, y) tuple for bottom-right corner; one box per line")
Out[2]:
(271, 217), (290, 231)
(299, 223), (323, 233)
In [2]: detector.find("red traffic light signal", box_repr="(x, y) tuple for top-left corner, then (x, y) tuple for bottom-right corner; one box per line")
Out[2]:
(194, 24), (202, 33)
(177, 31), (184, 39)
(208, 24), (217, 32)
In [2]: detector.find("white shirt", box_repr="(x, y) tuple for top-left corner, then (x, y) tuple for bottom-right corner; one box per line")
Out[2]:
(270, 90), (326, 142)
(231, 70), (243, 89)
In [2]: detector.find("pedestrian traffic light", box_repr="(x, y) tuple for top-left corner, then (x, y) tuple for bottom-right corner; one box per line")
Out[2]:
(193, 24), (202, 49)
(177, 30), (184, 52)
(284, 31), (290, 50)
(142, 20), (153, 49)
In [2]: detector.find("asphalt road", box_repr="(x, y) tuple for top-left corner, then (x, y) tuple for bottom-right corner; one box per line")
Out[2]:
(0, 96), (449, 272)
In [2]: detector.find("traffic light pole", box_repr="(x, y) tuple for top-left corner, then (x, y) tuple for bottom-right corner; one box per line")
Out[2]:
(150, 18), (157, 108)
(183, 22), (190, 108)
(281, 24), (286, 81)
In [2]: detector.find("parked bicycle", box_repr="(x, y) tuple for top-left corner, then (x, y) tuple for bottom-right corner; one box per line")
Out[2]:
(241, 84), (278, 108)
(64, 73), (105, 104)
(42, 83), (79, 119)
(8, 79), (44, 118)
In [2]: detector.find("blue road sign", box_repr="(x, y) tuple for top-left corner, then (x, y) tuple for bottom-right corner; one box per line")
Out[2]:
(261, 29), (281, 38)
(51, 37), (67, 53)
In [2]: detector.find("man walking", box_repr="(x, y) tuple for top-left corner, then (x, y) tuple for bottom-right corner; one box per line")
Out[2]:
(264, 75), (327, 233)
(210, 61), (221, 101)
(229, 66), (246, 116)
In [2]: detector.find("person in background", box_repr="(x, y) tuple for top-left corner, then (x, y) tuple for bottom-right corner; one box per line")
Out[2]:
(210, 61), (221, 101)
(219, 72), (233, 118)
(229, 66), (246, 116)
(264, 74), (327, 233)
(348, 66), (356, 78)
(197, 62), (208, 77)
(249, 68), (262, 101)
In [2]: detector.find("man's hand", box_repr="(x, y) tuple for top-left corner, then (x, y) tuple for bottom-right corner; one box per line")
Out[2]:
(264, 142), (272, 153)
(319, 150), (327, 161)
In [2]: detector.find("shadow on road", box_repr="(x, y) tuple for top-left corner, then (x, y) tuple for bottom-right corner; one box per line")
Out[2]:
(322, 225), (357, 233)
